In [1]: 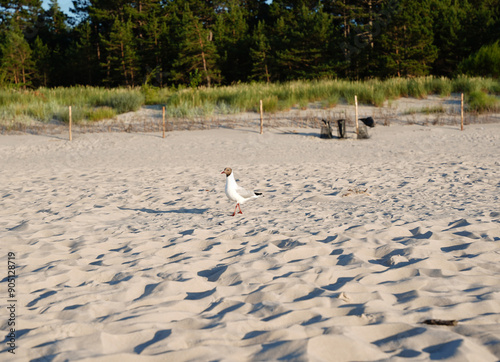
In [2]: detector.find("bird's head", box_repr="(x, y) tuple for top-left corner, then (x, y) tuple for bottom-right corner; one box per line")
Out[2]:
(221, 167), (232, 177)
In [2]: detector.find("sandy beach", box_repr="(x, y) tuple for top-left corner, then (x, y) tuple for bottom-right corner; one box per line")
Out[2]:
(1, 112), (499, 361)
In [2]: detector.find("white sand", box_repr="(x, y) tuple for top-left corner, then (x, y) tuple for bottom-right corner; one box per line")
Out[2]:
(1, 121), (500, 361)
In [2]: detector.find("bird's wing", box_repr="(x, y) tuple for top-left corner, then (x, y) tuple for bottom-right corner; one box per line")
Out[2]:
(235, 185), (256, 199)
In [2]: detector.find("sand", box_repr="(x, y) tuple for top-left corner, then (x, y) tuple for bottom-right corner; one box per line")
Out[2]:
(1, 116), (500, 361)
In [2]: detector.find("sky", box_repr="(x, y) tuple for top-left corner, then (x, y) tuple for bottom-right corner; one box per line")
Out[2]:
(42, 0), (274, 16)
(42, 0), (74, 15)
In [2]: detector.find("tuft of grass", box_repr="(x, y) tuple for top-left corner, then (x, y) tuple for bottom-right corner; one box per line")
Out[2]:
(452, 75), (481, 94)
(372, 88), (387, 107)
(403, 105), (445, 115)
(467, 91), (500, 112)
(422, 105), (445, 114)
(216, 101), (240, 115)
(87, 106), (117, 122)
(321, 93), (340, 108)
(262, 95), (279, 113)
(55, 106), (89, 124)
(430, 77), (452, 96)
(92, 90), (144, 113)
(407, 79), (427, 99)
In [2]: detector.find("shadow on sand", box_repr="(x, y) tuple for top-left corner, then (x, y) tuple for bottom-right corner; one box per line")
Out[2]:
(118, 206), (208, 214)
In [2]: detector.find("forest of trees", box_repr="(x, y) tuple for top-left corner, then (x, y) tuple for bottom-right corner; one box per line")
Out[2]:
(0, 0), (499, 89)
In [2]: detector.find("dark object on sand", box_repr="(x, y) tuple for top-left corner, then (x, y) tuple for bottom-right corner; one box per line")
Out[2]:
(359, 117), (375, 128)
(422, 319), (458, 326)
(357, 125), (370, 139)
(320, 119), (333, 139)
(337, 119), (346, 139)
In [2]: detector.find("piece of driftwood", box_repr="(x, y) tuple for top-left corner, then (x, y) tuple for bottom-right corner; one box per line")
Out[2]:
(342, 188), (370, 197)
(422, 319), (458, 326)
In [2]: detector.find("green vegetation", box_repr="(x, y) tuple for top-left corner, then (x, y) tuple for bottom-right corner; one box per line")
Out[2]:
(467, 91), (500, 112)
(1, 77), (498, 125)
(0, 0), (499, 88)
(1, 1), (498, 128)
(403, 105), (446, 115)
(459, 41), (500, 78)
(0, 87), (144, 124)
(159, 76), (500, 116)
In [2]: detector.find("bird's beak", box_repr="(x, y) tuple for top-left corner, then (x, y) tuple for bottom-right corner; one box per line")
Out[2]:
(221, 171), (225, 174)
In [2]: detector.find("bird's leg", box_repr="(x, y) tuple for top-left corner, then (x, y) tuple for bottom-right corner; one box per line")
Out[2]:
(237, 203), (242, 214)
(231, 203), (239, 216)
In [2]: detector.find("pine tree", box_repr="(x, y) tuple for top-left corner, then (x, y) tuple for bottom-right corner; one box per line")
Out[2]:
(37, 0), (71, 86)
(31, 36), (50, 87)
(0, 0), (43, 33)
(267, 3), (335, 80)
(101, 17), (139, 86)
(324, 0), (360, 69)
(171, 4), (220, 87)
(377, 0), (437, 77)
(0, 19), (33, 87)
(214, 0), (251, 83)
(324, 0), (390, 78)
(249, 20), (271, 82)
(430, 0), (469, 76)
(69, 20), (99, 85)
(72, 0), (132, 86)
(461, 0), (500, 64)
(458, 40), (500, 78)
(138, 2), (169, 86)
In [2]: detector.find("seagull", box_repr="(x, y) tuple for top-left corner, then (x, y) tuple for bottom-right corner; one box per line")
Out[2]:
(221, 167), (262, 216)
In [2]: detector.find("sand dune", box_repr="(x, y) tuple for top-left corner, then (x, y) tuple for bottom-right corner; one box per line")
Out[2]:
(1, 122), (499, 361)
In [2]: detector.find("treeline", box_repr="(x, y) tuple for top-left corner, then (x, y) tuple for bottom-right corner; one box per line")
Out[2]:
(1, 0), (499, 89)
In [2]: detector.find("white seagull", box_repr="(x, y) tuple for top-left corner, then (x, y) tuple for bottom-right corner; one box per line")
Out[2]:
(221, 167), (262, 216)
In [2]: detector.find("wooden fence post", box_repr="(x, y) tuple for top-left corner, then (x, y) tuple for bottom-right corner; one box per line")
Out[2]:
(355, 95), (359, 135)
(162, 106), (166, 138)
(260, 99), (264, 134)
(461, 93), (464, 131)
(69, 106), (72, 141)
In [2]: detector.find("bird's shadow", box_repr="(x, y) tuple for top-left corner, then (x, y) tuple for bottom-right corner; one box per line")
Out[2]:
(118, 206), (208, 214)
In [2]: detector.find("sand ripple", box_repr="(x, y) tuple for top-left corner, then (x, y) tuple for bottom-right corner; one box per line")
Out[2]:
(1, 124), (499, 361)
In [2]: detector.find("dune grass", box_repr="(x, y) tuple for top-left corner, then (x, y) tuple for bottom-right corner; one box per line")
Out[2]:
(155, 76), (499, 116)
(467, 90), (500, 112)
(1, 76), (498, 125)
(0, 87), (144, 125)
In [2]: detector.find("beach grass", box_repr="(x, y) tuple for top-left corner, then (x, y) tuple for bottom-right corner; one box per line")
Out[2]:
(402, 105), (447, 115)
(0, 87), (144, 125)
(467, 90), (500, 112)
(0, 76), (498, 125)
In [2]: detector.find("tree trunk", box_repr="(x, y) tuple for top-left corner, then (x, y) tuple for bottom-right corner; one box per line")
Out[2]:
(396, 47), (400, 77)
(194, 22), (211, 87)
(95, 24), (101, 61)
(368, 0), (374, 49)
(120, 41), (128, 85)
